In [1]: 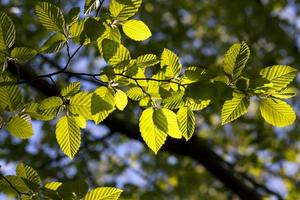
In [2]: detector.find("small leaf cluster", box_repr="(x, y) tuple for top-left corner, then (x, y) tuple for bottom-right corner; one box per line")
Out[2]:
(220, 42), (297, 127)
(0, 162), (122, 199)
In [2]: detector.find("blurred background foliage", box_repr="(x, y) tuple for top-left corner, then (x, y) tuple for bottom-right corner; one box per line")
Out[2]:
(1, 0), (300, 199)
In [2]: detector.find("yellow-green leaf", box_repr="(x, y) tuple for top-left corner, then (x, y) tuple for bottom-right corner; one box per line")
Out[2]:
(40, 33), (67, 54)
(115, 89), (128, 111)
(109, 0), (142, 21)
(35, 2), (66, 33)
(126, 87), (145, 101)
(136, 54), (159, 68)
(122, 20), (151, 41)
(91, 87), (115, 124)
(16, 163), (41, 186)
(221, 95), (249, 124)
(223, 41), (250, 78)
(102, 39), (130, 66)
(139, 107), (167, 154)
(11, 47), (37, 63)
(55, 116), (81, 158)
(161, 48), (182, 78)
(187, 98), (210, 111)
(160, 108), (182, 139)
(7, 114), (33, 139)
(84, 0), (99, 15)
(177, 106), (195, 141)
(260, 98), (296, 127)
(69, 92), (93, 120)
(61, 82), (81, 97)
(84, 187), (123, 200)
(0, 12), (16, 50)
(0, 75), (23, 111)
(260, 65), (297, 91)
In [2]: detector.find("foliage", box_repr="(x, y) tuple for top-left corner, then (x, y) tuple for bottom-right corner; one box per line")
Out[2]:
(0, 162), (122, 199)
(0, 0), (299, 199)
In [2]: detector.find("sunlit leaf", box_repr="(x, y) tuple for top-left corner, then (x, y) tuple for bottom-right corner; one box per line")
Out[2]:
(115, 89), (128, 111)
(84, 187), (123, 200)
(223, 41), (250, 78)
(0, 12), (16, 50)
(69, 92), (93, 119)
(161, 48), (182, 78)
(61, 82), (81, 98)
(66, 7), (80, 26)
(84, 0), (99, 15)
(221, 95), (249, 124)
(260, 65), (297, 91)
(139, 107), (167, 154)
(126, 87), (145, 101)
(109, 0), (142, 21)
(0, 75), (23, 111)
(40, 33), (67, 54)
(35, 2), (66, 33)
(177, 106), (195, 141)
(160, 108), (182, 139)
(7, 114), (33, 139)
(16, 163), (41, 186)
(122, 20), (151, 41)
(11, 47), (37, 63)
(102, 39), (130, 66)
(55, 115), (81, 158)
(260, 98), (296, 127)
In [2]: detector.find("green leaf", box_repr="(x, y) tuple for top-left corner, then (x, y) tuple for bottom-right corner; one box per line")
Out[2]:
(66, 7), (80, 26)
(84, 0), (99, 15)
(69, 92), (93, 120)
(43, 182), (62, 199)
(7, 114), (33, 139)
(272, 87), (296, 99)
(177, 106), (195, 141)
(182, 66), (206, 84)
(25, 103), (55, 121)
(71, 18), (106, 45)
(40, 96), (63, 116)
(109, 0), (142, 21)
(61, 82), (81, 97)
(40, 33), (67, 54)
(161, 48), (182, 78)
(259, 65), (297, 91)
(16, 163), (41, 188)
(35, 2), (66, 33)
(0, 12), (16, 50)
(126, 87), (145, 101)
(187, 98), (210, 111)
(0, 75), (23, 111)
(11, 47), (37, 63)
(55, 115), (81, 158)
(160, 108), (182, 139)
(91, 87), (115, 124)
(162, 91), (184, 109)
(122, 20), (151, 41)
(97, 23), (121, 54)
(84, 187), (123, 200)
(102, 39), (130, 66)
(221, 95), (249, 124)
(136, 54), (159, 68)
(44, 182), (62, 191)
(115, 89), (128, 111)
(0, 175), (30, 193)
(260, 98), (296, 127)
(139, 107), (167, 154)
(223, 41), (250, 78)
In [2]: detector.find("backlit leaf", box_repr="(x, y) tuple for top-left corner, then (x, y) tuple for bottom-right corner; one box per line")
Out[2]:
(0, 12), (16, 49)
(7, 114), (33, 139)
(84, 187), (123, 200)
(35, 2), (66, 33)
(122, 20), (151, 41)
(11, 47), (37, 63)
(221, 95), (249, 124)
(223, 41), (250, 78)
(139, 107), (167, 154)
(55, 115), (81, 158)
(109, 0), (142, 21)
(177, 106), (195, 141)
(260, 98), (296, 127)
(40, 33), (67, 54)
(161, 48), (182, 78)
(115, 89), (128, 111)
